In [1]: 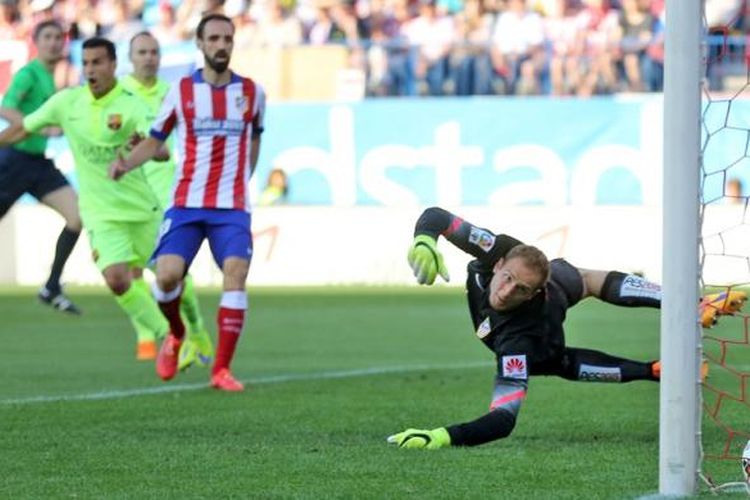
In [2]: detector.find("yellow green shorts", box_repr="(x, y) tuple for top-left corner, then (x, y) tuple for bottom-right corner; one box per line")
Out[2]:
(86, 214), (162, 271)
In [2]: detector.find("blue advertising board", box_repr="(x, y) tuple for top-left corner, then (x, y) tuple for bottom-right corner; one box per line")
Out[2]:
(15, 95), (750, 206)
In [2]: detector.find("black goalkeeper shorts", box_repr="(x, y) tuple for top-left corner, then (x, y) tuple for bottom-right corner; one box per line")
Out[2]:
(0, 147), (70, 217)
(548, 258), (585, 308)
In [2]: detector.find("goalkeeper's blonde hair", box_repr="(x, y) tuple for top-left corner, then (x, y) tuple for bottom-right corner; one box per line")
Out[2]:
(505, 244), (550, 290)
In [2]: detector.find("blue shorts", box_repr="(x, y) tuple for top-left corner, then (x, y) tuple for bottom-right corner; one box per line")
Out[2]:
(152, 207), (252, 269)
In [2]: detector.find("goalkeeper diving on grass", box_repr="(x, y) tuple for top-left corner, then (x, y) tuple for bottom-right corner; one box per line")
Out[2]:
(387, 207), (747, 449)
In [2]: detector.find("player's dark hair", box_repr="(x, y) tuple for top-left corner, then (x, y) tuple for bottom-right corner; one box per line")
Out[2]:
(33, 20), (63, 41)
(129, 31), (158, 53)
(505, 245), (550, 289)
(82, 37), (117, 61)
(196, 14), (234, 40)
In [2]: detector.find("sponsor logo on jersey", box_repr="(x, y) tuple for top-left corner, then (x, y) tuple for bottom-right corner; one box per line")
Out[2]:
(621, 275), (661, 300)
(502, 355), (527, 379)
(79, 144), (121, 164)
(578, 364), (621, 382)
(107, 114), (122, 131)
(468, 227), (495, 252)
(193, 118), (245, 136)
(476, 317), (492, 339)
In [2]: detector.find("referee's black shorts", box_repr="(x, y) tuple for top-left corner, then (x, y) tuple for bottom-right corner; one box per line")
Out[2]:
(0, 147), (70, 217)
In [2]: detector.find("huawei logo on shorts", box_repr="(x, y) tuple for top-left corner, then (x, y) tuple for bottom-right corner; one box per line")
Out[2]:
(505, 358), (525, 374)
(501, 354), (528, 379)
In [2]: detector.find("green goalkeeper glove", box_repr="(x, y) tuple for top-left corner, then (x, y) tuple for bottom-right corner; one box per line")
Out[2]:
(386, 427), (451, 450)
(407, 235), (450, 285)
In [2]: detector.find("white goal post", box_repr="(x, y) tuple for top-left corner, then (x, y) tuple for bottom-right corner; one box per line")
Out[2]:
(659, 0), (703, 495)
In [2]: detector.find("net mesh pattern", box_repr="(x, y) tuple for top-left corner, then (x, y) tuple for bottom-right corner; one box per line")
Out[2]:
(699, 2), (750, 491)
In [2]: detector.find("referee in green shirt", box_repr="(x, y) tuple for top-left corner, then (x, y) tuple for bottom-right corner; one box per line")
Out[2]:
(0, 21), (82, 314)
(0, 37), (175, 361)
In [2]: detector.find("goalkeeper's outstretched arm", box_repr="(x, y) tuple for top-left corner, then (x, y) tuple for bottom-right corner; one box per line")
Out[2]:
(388, 405), (519, 449)
(414, 207), (522, 262)
(388, 378), (524, 449)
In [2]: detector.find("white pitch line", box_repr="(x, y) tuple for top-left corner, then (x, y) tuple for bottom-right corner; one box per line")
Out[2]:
(0, 360), (493, 406)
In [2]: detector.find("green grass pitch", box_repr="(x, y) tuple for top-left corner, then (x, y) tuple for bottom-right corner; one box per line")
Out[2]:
(0, 286), (746, 498)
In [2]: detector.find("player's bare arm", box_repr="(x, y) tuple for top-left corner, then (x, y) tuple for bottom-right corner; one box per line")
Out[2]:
(1, 106), (61, 139)
(127, 132), (170, 162)
(109, 136), (166, 180)
(0, 107), (23, 125)
(0, 121), (29, 147)
(250, 135), (261, 177)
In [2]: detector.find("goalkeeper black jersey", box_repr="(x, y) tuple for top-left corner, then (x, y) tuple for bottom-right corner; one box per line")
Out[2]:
(414, 206), (584, 374)
(466, 258), (583, 374)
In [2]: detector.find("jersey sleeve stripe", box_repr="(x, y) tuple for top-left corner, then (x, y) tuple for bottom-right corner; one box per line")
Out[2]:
(150, 85), (178, 140)
(489, 389), (526, 411)
(174, 78), (197, 207)
(443, 216), (464, 236)
(152, 110), (177, 139)
(203, 86), (227, 208)
(150, 126), (170, 141)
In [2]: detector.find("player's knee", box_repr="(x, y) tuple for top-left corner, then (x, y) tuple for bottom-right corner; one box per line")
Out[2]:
(155, 271), (181, 292)
(65, 214), (82, 233)
(578, 268), (607, 298)
(103, 271), (130, 296)
(154, 260), (184, 292)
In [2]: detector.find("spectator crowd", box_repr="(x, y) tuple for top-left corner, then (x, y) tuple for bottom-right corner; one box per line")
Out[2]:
(1, 0), (747, 97)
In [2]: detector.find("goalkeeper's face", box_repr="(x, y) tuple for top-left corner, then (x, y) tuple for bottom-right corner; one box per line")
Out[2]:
(488, 257), (544, 312)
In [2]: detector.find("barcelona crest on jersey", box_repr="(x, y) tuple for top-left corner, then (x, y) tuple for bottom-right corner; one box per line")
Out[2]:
(107, 114), (122, 131)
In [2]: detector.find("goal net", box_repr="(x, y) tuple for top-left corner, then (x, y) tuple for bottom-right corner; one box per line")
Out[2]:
(696, 0), (750, 493)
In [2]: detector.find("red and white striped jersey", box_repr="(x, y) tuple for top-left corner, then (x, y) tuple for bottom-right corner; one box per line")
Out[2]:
(149, 70), (265, 212)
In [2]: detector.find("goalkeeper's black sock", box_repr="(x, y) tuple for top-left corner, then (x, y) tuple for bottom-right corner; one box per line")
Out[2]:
(446, 409), (516, 446)
(600, 271), (661, 308)
(45, 227), (80, 293)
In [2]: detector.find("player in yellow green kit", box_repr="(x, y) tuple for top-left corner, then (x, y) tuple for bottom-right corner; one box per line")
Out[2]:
(121, 31), (213, 368)
(0, 37), (176, 361)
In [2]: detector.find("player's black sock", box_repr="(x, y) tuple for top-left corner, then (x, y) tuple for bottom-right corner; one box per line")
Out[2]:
(561, 347), (657, 382)
(446, 408), (516, 446)
(45, 227), (80, 293)
(600, 271), (661, 308)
